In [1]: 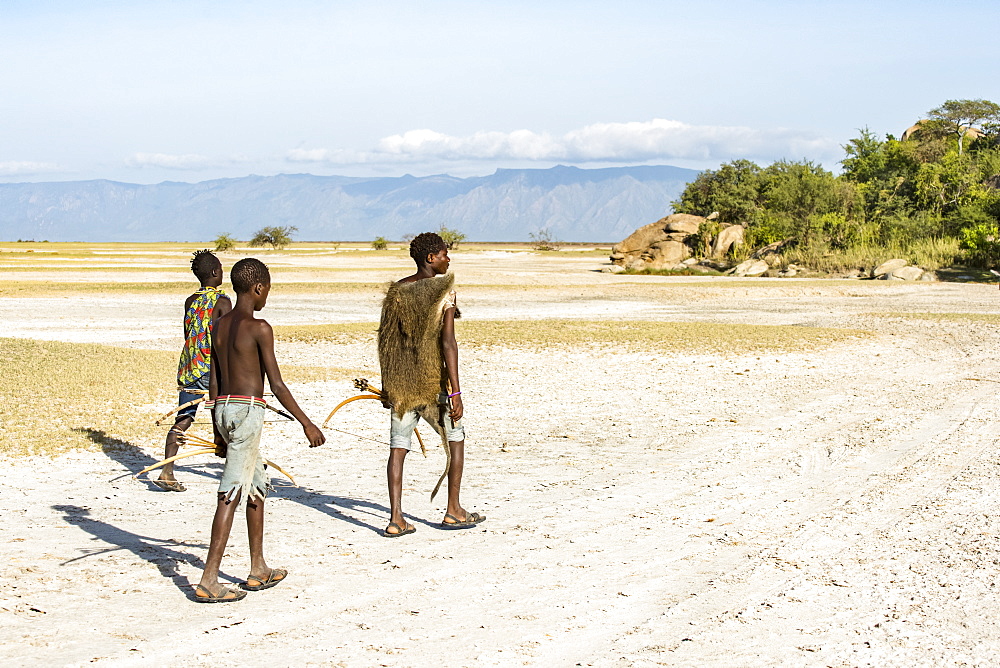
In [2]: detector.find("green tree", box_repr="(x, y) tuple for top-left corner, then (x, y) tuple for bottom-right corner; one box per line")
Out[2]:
(213, 233), (237, 252)
(371, 236), (389, 250)
(928, 99), (1000, 155)
(671, 159), (764, 223)
(437, 225), (467, 249)
(841, 129), (920, 221)
(248, 225), (297, 250)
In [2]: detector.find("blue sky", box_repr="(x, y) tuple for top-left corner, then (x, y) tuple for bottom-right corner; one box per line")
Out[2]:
(2, 0), (998, 183)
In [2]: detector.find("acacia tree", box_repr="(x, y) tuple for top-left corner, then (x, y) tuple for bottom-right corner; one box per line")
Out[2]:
(248, 225), (297, 250)
(213, 233), (237, 252)
(437, 225), (466, 249)
(928, 99), (1000, 155)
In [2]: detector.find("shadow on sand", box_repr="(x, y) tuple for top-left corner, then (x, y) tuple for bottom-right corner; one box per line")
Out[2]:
(52, 504), (224, 600)
(275, 485), (439, 535)
(75, 427), (223, 489)
(75, 429), (428, 542)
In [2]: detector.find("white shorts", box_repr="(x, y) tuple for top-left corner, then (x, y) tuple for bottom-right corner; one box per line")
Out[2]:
(390, 407), (465, 451)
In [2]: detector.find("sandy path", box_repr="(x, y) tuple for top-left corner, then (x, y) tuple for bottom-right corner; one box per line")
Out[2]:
(4, 264), (1000, 666)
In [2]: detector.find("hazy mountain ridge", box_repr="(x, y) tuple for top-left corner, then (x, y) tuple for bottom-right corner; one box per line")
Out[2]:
(0, 165), (698, 242)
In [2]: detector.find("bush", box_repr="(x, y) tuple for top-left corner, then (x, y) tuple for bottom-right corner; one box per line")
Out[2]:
(688, 219), (720, 258)
(371, 236), (389, 251)
(960, 222), (1000, 267)
(213, 233), (237, 252)
(438, 225), (466, 249)
(249, 226), (297, 250)
(529, 228), (560, 251)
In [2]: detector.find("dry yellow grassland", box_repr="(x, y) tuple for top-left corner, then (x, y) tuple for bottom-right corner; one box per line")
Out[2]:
(0, 338), (362, 458)
(276, 319), (869, 351)
(875, 311), (1000, 324)
(0, 281), (387, 297)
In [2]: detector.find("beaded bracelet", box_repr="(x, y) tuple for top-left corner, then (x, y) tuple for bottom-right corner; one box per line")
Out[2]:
(448, 391), (462, 398)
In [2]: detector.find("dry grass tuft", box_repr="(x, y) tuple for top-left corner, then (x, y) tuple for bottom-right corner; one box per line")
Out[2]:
(0, 338), (176, 457)
(874, 312), (1000, 324)
(274, 323), (380, 344)
(275, 319), (869, 352)
(0, 337), (359, 458)
(0, 281), (388, 297)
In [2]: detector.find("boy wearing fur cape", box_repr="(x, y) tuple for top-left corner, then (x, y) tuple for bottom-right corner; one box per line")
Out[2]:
(377, 232), (485, 537)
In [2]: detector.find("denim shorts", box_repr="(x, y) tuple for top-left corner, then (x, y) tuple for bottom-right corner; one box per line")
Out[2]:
(214, 396), (270, 503)
(176, 373), (210, 422)
(390, 406), (465, 451)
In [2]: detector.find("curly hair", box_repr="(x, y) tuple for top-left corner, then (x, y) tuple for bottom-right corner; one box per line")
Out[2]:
(190, 249), (220, 281)
(409, 232), (447, 266)
(230, 258), (270, 293)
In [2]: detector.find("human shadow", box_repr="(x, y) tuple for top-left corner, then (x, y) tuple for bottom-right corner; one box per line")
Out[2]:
(277, 485), (440, 535)
(76, 427), (222, 489)
(52, 504), (235, 600)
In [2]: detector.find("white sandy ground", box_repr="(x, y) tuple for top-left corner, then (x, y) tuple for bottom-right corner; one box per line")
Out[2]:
(4, 254), (1000, 666)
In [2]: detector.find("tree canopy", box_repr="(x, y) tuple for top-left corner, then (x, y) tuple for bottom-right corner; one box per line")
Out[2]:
(248, 225), (297, 250)
(671, 99), (1000, 270)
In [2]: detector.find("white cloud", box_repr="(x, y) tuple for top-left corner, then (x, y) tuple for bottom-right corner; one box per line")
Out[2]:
(125, 152), (252, 170)
(287, 118), (840, 168)
(0, 160), (61, 176)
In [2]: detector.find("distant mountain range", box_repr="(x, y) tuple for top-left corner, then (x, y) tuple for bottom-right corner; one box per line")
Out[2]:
(0, 164), (699, 242)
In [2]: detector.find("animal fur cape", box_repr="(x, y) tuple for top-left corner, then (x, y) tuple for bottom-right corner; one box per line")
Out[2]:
(378, 273), (456, 499)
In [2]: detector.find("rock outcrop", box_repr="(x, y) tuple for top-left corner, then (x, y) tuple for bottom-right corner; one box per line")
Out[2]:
(872, 259), (908, 278)
(870, 259), (926, 281)
(712, 225), (745, 258)
(610, 213), (744, 271)
(729, 259), (769, 277)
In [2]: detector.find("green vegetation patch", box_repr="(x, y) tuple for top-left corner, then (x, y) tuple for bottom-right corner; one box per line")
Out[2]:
(275, 319), (869, 352)
(0, 337), (358, 458)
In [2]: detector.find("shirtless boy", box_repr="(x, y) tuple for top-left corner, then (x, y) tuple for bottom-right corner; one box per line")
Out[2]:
(377, 232), (484, 537)
(157, 249), (231, 492)
(194, 258), (325, 603)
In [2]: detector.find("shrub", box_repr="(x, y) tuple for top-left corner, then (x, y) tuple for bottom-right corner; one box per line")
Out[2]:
(960, 222), (1000, 267)
(249, 225), (297, 250)
(438, 225), (466, 249)
(371, 236), (389, 250)
(529, 228), (561, 251)
(213, 233), (237, 252)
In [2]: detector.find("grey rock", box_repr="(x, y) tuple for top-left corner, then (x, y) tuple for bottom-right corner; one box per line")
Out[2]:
(712, 224), (744, 258)
(733, 259), (769, 277)
(872, 259), (908, 278)
(891, 266), (924, 281)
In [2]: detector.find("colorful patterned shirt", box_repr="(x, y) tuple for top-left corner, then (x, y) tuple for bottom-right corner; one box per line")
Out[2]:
(177, 286), (227, 385)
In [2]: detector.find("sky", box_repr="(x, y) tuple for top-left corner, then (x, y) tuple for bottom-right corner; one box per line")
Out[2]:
(1, 0), (999, 184)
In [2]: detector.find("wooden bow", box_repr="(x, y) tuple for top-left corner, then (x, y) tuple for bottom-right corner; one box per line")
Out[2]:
(134, 431), (297, 486)
(323, 379), (426, 456)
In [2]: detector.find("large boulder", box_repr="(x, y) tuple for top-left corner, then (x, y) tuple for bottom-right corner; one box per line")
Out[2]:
(712, 224), (744, 258)
(611, 213), (706, 269)
(872, 259), (908, 278)
(644, 240), (691, 268)
(613, 221), (671, 254)
(891, 266), (924, 281)
(732, 259), (769, 277)
(664, 214), (704, 235)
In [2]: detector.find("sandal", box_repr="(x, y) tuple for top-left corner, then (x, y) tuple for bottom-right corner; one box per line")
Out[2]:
(242, 568), (287, 591)
(152, 479), (186, 492)
(441, 512), (485, 529)
(193, 584), (246, 603)
(383, 521), (416, 538)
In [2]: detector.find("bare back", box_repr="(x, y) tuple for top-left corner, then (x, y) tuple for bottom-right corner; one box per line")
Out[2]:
(211, 310), (269, 397)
